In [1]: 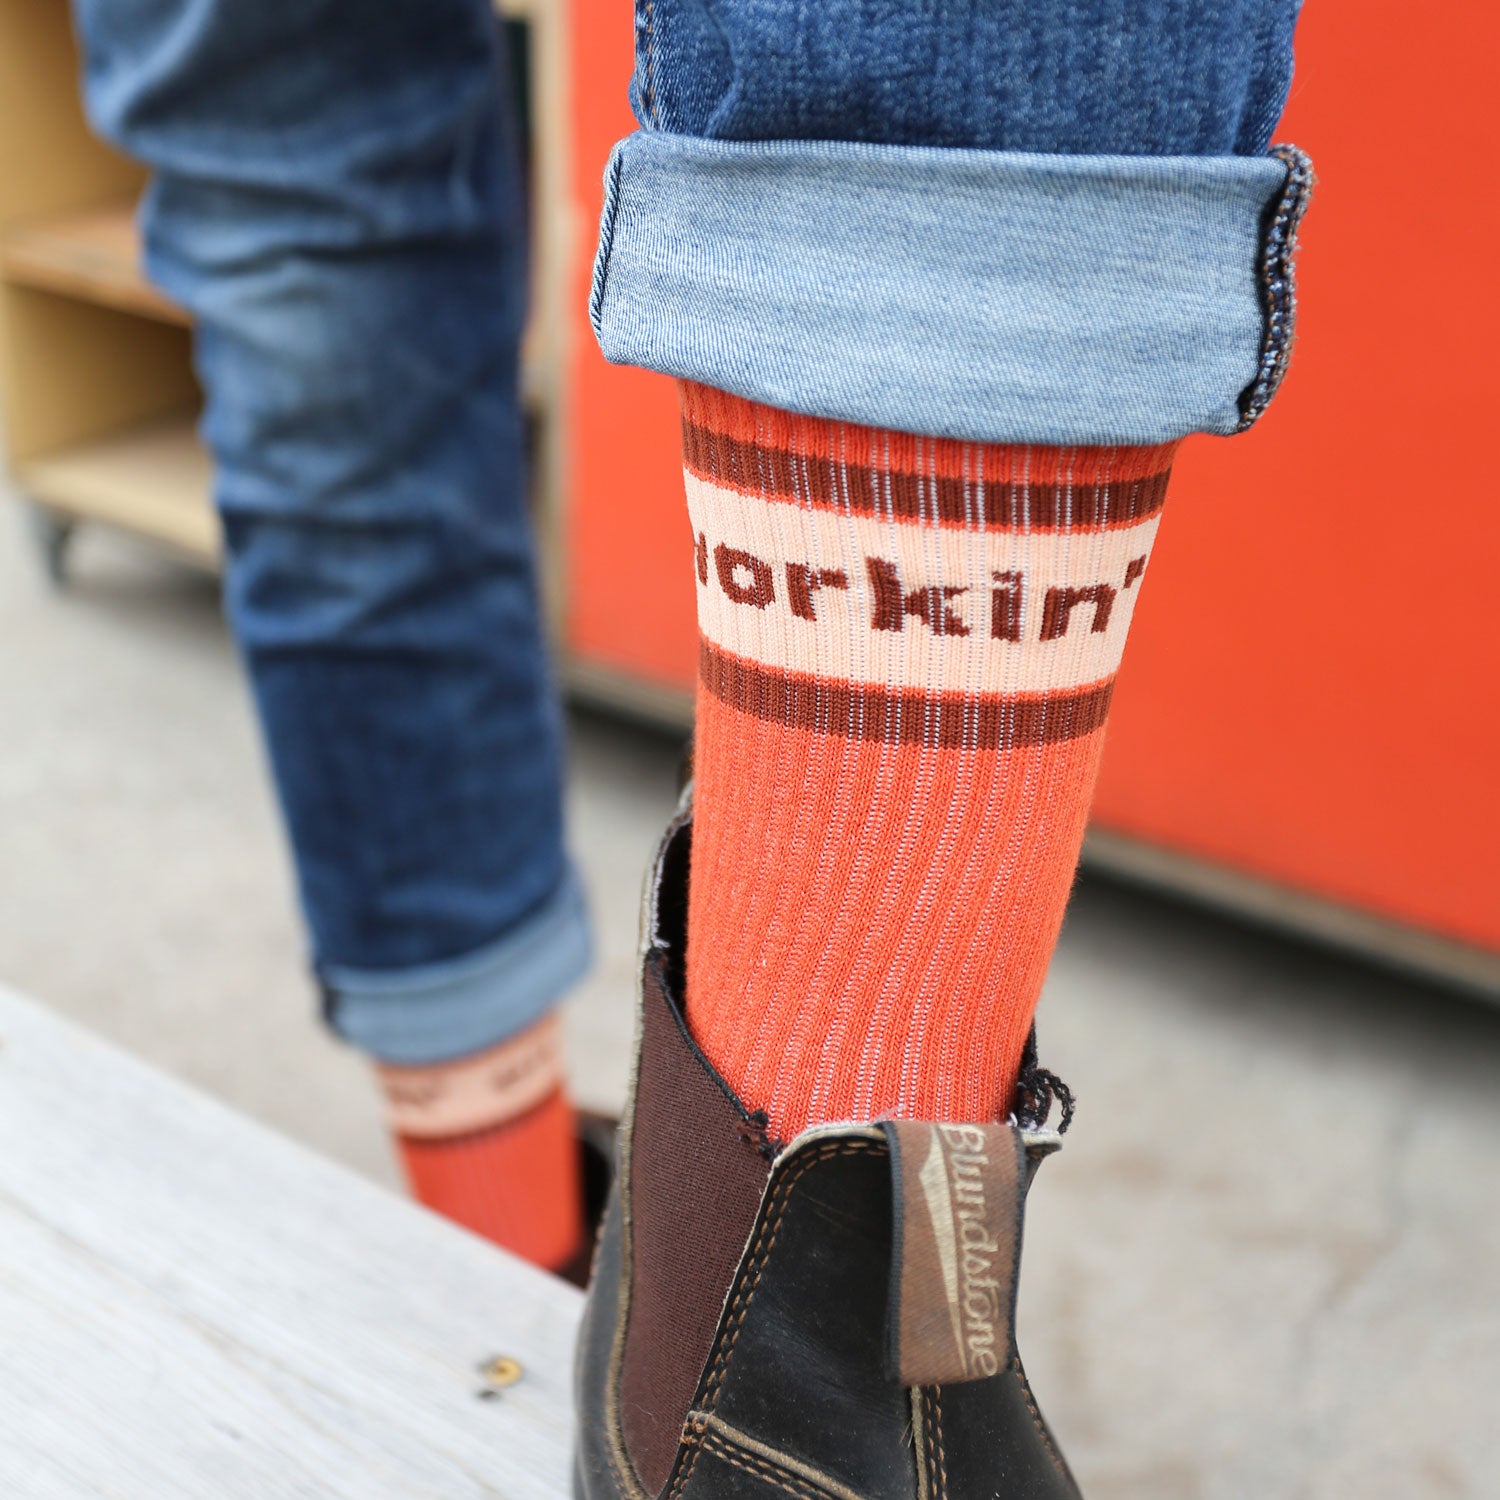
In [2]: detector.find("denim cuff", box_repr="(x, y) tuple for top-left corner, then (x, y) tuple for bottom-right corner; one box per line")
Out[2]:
(321, 865), (593, 1065)
(591, 132), (1311, 446)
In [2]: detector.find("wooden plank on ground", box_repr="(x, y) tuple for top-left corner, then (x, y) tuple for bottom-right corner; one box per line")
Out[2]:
(0, 985), (582, 1499)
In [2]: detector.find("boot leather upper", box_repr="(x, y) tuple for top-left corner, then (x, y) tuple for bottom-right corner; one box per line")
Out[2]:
(575, 806), (1082, 1500)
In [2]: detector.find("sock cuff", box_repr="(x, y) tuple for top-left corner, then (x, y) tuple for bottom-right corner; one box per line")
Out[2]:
(680, 382), (1170, 740)
(376, 1011), (565, 1140)
(680, 380), (1181, 497)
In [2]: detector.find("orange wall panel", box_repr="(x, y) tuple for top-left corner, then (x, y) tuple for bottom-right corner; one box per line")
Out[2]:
(1091, 1), (1500, 950)
(566, 2), (696, 691)
(565, 0), (1500, 951)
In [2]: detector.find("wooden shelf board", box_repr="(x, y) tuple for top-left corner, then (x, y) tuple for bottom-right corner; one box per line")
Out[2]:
(16, 414), (218, 565)
(0, 205), (189, 327)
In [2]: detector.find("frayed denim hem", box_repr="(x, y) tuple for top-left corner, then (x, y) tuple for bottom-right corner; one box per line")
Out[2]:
(592, 132), (1311, 446)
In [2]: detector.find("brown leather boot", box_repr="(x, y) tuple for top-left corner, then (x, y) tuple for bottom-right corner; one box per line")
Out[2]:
(558, 1110), (621, 1289)
(575, 801), (1081, 1500)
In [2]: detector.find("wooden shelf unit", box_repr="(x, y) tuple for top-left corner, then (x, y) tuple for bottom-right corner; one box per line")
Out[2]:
(0, 206), (187, 327)
(17, 414), (215, 563)
(0, 0), (573, 606)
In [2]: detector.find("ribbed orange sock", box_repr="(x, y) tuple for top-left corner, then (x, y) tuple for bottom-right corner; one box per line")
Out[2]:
(377, 1013), (583, 1271)
(679, 382), (1177, 1138)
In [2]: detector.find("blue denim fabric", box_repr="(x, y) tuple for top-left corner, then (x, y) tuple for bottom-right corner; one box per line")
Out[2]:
(593, 136), (1303, 445)
(597, 0), (1307, 445)
(72, 0), (590, 1065)
(632, 0), (1299, 155)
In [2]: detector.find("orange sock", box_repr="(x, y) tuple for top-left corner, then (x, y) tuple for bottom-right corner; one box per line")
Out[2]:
(680, 382), (1178, 1138)
(376, 1012), (583, 1271)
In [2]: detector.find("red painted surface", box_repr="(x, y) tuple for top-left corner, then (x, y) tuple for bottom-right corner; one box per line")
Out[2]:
(565, 0), (1500, 951)
(566, 0), (695, 692)
(1092, 3), (1500, 950)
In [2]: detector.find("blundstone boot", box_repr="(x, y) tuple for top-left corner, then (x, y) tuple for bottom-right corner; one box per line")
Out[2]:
(575, 801), (1081, 1500)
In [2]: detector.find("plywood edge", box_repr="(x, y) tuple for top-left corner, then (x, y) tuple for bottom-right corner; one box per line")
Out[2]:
(1083, 826), (1500, 1002)
(562, 656), (695, 733)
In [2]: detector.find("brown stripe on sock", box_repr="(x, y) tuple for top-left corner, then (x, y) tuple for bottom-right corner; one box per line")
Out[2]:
(682, 420), (1171, 531)
(700, 640), (1114, 749)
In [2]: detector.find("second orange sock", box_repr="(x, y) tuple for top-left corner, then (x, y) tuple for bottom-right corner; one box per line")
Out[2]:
(679, 382), (1177, 1138)
(377, 1012), (583, 1271)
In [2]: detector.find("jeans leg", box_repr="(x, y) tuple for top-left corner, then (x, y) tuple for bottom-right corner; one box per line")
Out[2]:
(594, 1), (1310, 445)
(73, 0), (590, 1063)
(634, 0), (1300, 154)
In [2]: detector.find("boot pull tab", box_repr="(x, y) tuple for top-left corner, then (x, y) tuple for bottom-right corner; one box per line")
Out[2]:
(881, 1121), (1027, 1386)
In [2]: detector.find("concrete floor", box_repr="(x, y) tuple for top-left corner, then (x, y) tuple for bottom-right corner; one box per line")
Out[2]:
(2, 507), (1497, 1499)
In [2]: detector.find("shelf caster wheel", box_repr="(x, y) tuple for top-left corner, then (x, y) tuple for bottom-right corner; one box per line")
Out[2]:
(28, 505), (76, 588)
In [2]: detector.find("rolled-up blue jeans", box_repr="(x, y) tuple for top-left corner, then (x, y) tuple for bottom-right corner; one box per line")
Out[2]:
(71, 1), (1301, 1065)
(595, 0), (1308, 442)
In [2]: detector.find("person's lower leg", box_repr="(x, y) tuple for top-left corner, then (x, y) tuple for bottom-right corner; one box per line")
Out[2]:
(644, 1), (1303, 1142)
(682, 385), (1176, 1136)
(377, 1014), (582, 1269)
(73, 0), (591, 1265)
